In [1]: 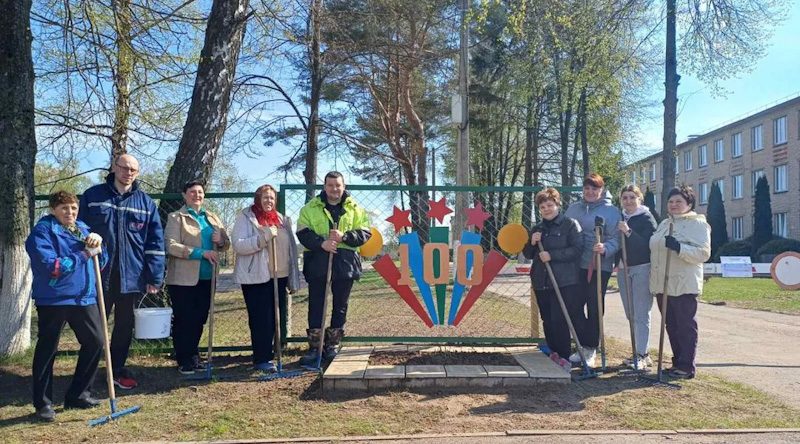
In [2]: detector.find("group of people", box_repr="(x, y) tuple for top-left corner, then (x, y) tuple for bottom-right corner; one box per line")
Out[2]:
(25, 154), (370, 421)
(523, 173), (711, 380)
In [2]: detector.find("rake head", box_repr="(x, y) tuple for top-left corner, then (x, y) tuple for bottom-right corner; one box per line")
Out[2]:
(88, 400), (140, 427)
(639, 375), (682, 390)
(258, 369), (310, 381)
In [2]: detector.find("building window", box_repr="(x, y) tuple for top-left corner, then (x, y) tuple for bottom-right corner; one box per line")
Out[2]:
(649, 163), (656, 182)
(752, 169), (765, 195)
(699, 182), (709, 205)
(774, 116), (787, 145)
(774, 164), (788, 192)
(752, 124), (763, 151)
(713, 179), (725, 202)
(684, 151), (692, 171)
(630, 170), (637, 185)
(732, 174), (743, 200)
(714, 139), (724, 162)
(732, 132), (742, 158)
(698, 144), (708, 167)
(732, 216), (744, 240)
(773, 213), (788, 238)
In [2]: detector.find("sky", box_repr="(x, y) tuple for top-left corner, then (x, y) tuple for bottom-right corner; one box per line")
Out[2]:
(635, 0), (800, 159)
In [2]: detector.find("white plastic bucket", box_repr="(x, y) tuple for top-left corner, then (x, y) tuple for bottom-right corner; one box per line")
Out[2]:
(134, 307), (172, 339)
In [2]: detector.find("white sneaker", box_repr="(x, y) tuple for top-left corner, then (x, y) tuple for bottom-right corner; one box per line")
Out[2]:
(569, 347), (597, 366)
(623, 354), (652, 370)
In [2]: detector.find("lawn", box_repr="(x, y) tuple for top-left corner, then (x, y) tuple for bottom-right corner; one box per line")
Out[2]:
(1, 338), (799, 443)
(699, 277), (800, 315)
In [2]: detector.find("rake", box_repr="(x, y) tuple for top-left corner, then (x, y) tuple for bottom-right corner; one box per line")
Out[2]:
(301, 223), (337, 374)
(260, 235), (310, 381)
(617, 216), (646, 376)
(89, 255), (141, 426)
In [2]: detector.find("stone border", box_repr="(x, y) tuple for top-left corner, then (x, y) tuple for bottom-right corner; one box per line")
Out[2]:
(323, 345), (570, 392)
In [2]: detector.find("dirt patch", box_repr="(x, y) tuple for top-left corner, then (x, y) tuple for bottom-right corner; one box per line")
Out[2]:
(369, 351), (518, 366)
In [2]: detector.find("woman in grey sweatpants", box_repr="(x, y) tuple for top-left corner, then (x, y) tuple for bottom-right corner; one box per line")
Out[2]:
(616, 185), (658, 369)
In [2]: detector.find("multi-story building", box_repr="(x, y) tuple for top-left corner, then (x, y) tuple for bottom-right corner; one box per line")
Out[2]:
(625, 95), (800, 240)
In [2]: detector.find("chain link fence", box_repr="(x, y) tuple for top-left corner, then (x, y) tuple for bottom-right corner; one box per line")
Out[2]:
(34, 185), (582, 353)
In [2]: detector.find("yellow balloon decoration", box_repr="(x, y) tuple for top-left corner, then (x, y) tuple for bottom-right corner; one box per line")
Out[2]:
(497, 223), (529, 254)
(359, 227), (384, 257)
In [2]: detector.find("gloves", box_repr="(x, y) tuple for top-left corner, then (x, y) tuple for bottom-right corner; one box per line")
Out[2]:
(664, 235), (681, 253)
(85, 232), (103, 247)
(85, 245), (102, 257)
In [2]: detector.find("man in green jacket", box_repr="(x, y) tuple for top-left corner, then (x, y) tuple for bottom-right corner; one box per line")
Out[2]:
(296, 171), (371, 366)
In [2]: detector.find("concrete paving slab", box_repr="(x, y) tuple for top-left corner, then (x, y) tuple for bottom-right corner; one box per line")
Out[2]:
(444, 365), (488, 377)
(324, 361), (368, 379)
(364, 365), (405, 379)
(484, 365), (529, 377)
(406, 365), (446, 378)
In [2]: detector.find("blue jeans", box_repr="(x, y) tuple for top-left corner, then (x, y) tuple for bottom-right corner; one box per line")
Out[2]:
(618, 263), (654, 356)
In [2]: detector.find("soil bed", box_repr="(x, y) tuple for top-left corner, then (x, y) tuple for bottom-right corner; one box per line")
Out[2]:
(368, 351), (518, 366)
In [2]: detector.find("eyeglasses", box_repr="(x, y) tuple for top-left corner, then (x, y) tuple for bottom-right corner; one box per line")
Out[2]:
(115, 163), (139, 174)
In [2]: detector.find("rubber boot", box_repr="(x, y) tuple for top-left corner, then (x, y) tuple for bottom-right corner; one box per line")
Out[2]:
(323, 327), (344, 361)
(298, 328), (323, 368)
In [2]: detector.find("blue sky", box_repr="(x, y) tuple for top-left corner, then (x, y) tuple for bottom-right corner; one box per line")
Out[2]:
(636, 0), (800, 159)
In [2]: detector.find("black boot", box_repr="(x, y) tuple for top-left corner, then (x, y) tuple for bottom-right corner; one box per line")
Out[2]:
(298, 328), (323, 368)
(323, 327), (344, 361)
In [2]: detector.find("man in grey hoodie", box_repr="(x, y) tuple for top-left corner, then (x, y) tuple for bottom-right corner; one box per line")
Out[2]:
(564, 173), (621, 366)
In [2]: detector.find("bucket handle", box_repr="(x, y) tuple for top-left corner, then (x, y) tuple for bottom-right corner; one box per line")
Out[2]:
(136, 289), (169, 310)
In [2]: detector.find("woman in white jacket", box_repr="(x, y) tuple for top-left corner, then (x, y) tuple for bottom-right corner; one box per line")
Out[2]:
(231, 184), (300, 372)
(649, 185), (710, 379)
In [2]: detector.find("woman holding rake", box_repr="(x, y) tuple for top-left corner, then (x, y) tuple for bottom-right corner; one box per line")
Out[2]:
(523, 188), (584, 370)
(617, 185), (658, 370)
(649, 185), (710, 379)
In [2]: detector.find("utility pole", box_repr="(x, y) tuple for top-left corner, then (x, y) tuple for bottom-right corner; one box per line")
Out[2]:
(453, 0), (470, 240)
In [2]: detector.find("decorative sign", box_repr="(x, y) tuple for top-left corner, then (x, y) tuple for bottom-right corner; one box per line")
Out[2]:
(770, 252), (800, 290)
(720, 256), (753, 278)
(374, 201), (528, 327)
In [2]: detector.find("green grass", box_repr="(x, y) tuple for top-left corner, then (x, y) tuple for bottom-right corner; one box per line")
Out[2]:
(700, 277), (800, 315)
(2, 339), (799, 443)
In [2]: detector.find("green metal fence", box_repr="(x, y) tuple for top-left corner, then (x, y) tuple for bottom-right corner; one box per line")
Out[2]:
(34, 184), (582, 353)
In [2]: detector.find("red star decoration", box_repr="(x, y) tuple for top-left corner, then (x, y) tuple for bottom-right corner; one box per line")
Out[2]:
(427, 197), (453, 223)
(385, 206), (412, 233)
(465, 201), (491, 230)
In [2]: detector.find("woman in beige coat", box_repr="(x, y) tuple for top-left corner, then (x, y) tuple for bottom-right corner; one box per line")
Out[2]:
(649, 185), (710, 379)
(165, 180), (230, 374)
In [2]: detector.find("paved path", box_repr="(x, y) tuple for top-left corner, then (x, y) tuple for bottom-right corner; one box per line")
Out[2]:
(603, 290), (800, 408)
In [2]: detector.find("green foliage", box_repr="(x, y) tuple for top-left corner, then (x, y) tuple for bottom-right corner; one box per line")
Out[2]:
(756, 238), (800, 257)
(707, 182), (728, 260)
(34, 161), (93, 196)
(752, 176), (773, 258)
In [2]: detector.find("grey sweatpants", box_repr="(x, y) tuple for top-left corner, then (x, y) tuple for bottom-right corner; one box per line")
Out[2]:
(617, 263), (653, 356)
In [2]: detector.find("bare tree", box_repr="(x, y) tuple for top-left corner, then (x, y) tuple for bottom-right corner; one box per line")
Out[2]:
(0, 0), (36, 355)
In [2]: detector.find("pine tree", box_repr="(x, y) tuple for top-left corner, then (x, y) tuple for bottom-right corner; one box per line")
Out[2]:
(752, 175), (773, 260)
(644, 188), (661, 222)
(707, 183), (728, 260)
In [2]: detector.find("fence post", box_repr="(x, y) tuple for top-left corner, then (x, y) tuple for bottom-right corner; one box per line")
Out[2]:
(530, 286), (540, 338)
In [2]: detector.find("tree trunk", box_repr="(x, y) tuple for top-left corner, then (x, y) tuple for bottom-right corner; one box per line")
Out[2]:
(0, 0), (36, 355)
(160, 0), (250, 217)
(304, 0), (322, 202)
(661, 0), (678, 217)
(111, 0), (133, 159)
(578, 88), (589, 177)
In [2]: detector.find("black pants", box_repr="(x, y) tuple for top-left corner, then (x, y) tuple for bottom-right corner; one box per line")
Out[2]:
(32, 305), (103, 409)
(242, 278), (288, 365)
(105, 266), (137, 373)
(168, 280), (211, 367)
(307, 279), (354, 329)
(536, 285), (580, 360)
(577, 269), (611, 348)
(657, 293), (698, 374)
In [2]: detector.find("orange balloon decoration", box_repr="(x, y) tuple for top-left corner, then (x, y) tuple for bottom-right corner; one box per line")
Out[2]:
(359, 227), (383, 257)
(497, 223), (528, 254)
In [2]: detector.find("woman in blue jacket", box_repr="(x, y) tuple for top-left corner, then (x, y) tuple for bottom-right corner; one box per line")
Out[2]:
(25, 191), (107, 422)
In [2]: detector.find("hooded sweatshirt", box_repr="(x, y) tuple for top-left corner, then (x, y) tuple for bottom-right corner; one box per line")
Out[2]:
(564, 190), (621, 272)
(617, 205), (657, 267)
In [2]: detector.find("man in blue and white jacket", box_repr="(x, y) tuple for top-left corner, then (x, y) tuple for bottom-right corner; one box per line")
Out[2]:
(79, 154), (165, 389)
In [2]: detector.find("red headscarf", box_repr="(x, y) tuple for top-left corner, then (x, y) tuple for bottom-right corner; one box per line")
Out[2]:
(252, 184), (282, 227)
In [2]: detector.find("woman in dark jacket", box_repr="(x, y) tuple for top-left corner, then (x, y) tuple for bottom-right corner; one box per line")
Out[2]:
(616, 185), (658, 370)
(25, 191), (107, 422)
(523, 188), (583, 368)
